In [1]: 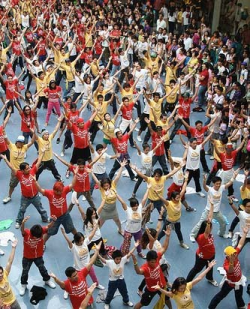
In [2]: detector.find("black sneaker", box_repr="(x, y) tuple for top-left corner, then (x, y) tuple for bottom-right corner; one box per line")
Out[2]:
(56, 138), (60, 144)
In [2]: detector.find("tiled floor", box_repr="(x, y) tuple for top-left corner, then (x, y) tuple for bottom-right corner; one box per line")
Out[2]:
(1, 99), (250, 309)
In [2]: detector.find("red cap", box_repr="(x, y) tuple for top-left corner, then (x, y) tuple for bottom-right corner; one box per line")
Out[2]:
(77, 118), (84, 124)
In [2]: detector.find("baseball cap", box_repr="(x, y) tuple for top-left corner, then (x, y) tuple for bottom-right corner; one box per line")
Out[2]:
(183, 92), (190, 98)
(16, 135), (25, 143)
(224, 246), (237, 256)
(77, 118), (84, 124)
(241, 62), (247, 66)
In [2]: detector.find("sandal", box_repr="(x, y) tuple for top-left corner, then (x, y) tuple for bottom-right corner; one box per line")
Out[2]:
(207, 280), (218, 287)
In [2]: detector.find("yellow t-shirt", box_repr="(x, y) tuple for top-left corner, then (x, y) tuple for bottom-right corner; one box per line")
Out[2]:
(103, 119), (115, 140)
(156, 119), (169, 140)
(188, 58), (198, 73)
(0, 269), (16, 306)
(166, 200), (182, 222)
(0, 47), (9, 63)
(172, 282), (194, 309)
(165, 66), (177, 85)
(149, 98), (163, 122)
(37, 135), (53, 161)
(58, 52), (70, 70)
(35, 77), (47, 97)
(147, 176), (168, 201)
(90, 61), (100, 77)
(213, 139), (225, 162)
(121, 89), (134, 102)
(60, 61), (77, 82)
(93, 101), (109, 122)
(85, 33), (93, 47)
(9, 143), (28, 170)
(100, 182), (117, 204)
(166, 86), (178, 104)
(93, 89), (109, 102)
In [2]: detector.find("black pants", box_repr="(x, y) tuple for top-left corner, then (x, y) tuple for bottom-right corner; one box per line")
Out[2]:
(152, 155), (169, 175)
(109, 159), (135, 180)
(200, 148), (210, 173)
(187, 168), (201, 192)
(89, 120), (101, 143)
(133, 175), (144, 194)
(21, 257), (50, 284)
(169, 118), (191, 141)
(208, 281), (245, 309)
(22, 70), (33, 90)
(13, 56), (24, 72)
(37, 96), (48, 109)
(87, 237), (106, 256)
(36, 159), (61, 180)
(158, 220), (183, 241)
(229, 216), (240, 232)
(186, 254), (214, 282)
(206, 162), (222, 185)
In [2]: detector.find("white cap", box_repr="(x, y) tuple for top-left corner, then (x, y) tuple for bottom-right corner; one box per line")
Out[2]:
(16, 135), (25, 143)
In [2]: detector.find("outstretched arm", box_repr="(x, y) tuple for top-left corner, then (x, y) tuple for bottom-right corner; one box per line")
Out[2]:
(191, 260), (216, 286)
(5, 239), (18, 274)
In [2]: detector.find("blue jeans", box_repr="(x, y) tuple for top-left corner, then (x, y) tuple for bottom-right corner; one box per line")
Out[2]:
(17, 195), (48, 224)
(48, 212), (75, 236)
(23, 131), (38, 150)
(110, 64), (120, 76)
(105, 279), (129, 304)
(64, 81), (75, 99)
(198, 85), (207, 107)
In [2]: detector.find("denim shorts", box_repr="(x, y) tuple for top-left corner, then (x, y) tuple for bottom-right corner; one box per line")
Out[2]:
(48, 212), (75, 236)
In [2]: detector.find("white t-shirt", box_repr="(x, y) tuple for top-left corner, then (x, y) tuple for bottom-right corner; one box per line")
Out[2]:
(183, 37), (193, 51)
(134, 69), (148, 89)
(74, 73), (85, 93)
(92, 151), (111, 174)
(205, 185), (225, 212)
(173, 169), (184, 186)
(125, 204), (142, 233)
(238, 211), (250, 237)
(209, 112), (221, 134)
(105, 256), (128, 281)
(70, 238), (90, 270)
(186, 144), (202, 170)
(85, 219), (102, 242)
(140, 151), (153, 174)
(120, 53), (129, 69)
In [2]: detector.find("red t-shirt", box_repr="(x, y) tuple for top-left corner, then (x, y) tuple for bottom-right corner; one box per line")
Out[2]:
(44, 86), (62, 102)
(71, 120), (91, 149)
(94, 40), (103, 55)
(178, 97), (192, 118)
(111, 53), (120, 66)
(37, 40), (47, 56)
(44, 186), (71, 217)
(199, 69), (209, 86)
(23, 227), (47, 259)
(68, 110), (80, 124)
(196, 233), (215, 259)
(110, 29), (121, 38)
(140, 252), (166, 291)
(0, 126), (8, 152)
(4, 79), (18, 100)
(189, 126), (208, 145)
(12, 41), (22, 55)
(16, 166), (38, 198)
(121, 103), (134, 120)
(152, 131), (165, 156)
(82, 52), (93, 64)
(224, 247), (242, 286)
(21, 111), (36, 132)
(25, 31), (34, 43)
(64, 268), (93, 309)
(69, 165), (90, 192)
(111, 134), (129, 154)
(220, 150), (238, 171)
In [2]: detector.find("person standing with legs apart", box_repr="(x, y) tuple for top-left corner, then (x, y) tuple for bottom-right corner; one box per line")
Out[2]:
(19, 216), (56, 296)
(190, 171), (239, 242)
(208, 227), (248, 309)
(186, 200), (218, 286)
(1, 151), (49, 229)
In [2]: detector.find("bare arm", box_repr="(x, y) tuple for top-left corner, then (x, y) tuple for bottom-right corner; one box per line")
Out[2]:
(61, 227), (73, 249)
(5, 239), (18, 274)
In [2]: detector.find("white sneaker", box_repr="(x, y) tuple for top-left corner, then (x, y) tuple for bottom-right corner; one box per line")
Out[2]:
(210, 156), (214, 160)
(19, 284), (27, 296)
(64, 290), (69, 299)
(0, 249), (4, 255)
(45, 279), (56, 289)
(15, 222), (20, 229)
(189, 235), (196, 243)
(134, 127), (139, 132)
(230, 195), (239, 202)
(197, 192), (205, 198)
(104, 304), (110, 309)
(217, 231), (229, 239)
(82, 195), (86, 201)
(137, 135), (142, 142)
(96, 284), (105, 290)
(3, 196), (11, 204)
(180, 242), (189, 250)
(60, 152), (65, 157)
(124, 301), (134, 307)
(227, 231), (233, 239)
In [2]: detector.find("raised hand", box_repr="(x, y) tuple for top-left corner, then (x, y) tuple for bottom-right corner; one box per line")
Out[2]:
(208, 260), (216, 268)
(22, 216), (30, 223)
(11, 239), (18, 248)
(164, 225), (171, 237)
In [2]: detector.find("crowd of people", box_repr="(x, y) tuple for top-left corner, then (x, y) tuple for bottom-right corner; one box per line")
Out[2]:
(0, 0), (250, 308)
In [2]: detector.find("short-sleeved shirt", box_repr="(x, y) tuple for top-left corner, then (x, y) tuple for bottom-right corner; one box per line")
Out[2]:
(37, 135), (53, 161)
(23, 227), (47, 259)
(152, 131), (165, 156)
(0, 269), (16, 306)
(224, 247), (242, 285)
(111, 134), (129, 154)
(0, 126), (8, 152)
(196, 233), (215, 259)
(16, 165), (38, 198)
(100, 182), (117, 204)
(69, 164), (90, 192)
(147, 176), (168, 201)
(166, 200), (181, 222)
(172, 282), (194, 309)
(125, 204), (142, 233)
(189, 126), (208, 145)
(186, 145), (202, 170)
(220, 150), (238, 171)
(140, 252), (166, 291)
(64, 268), (93, 309)
(105, 256), (128, 281)
(44, 186), (71, 217)
(71, 121), (91, 149)
(70, 239), (90, 270)
(178, 97), (192, 118)
(9, 143), (28, 170)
